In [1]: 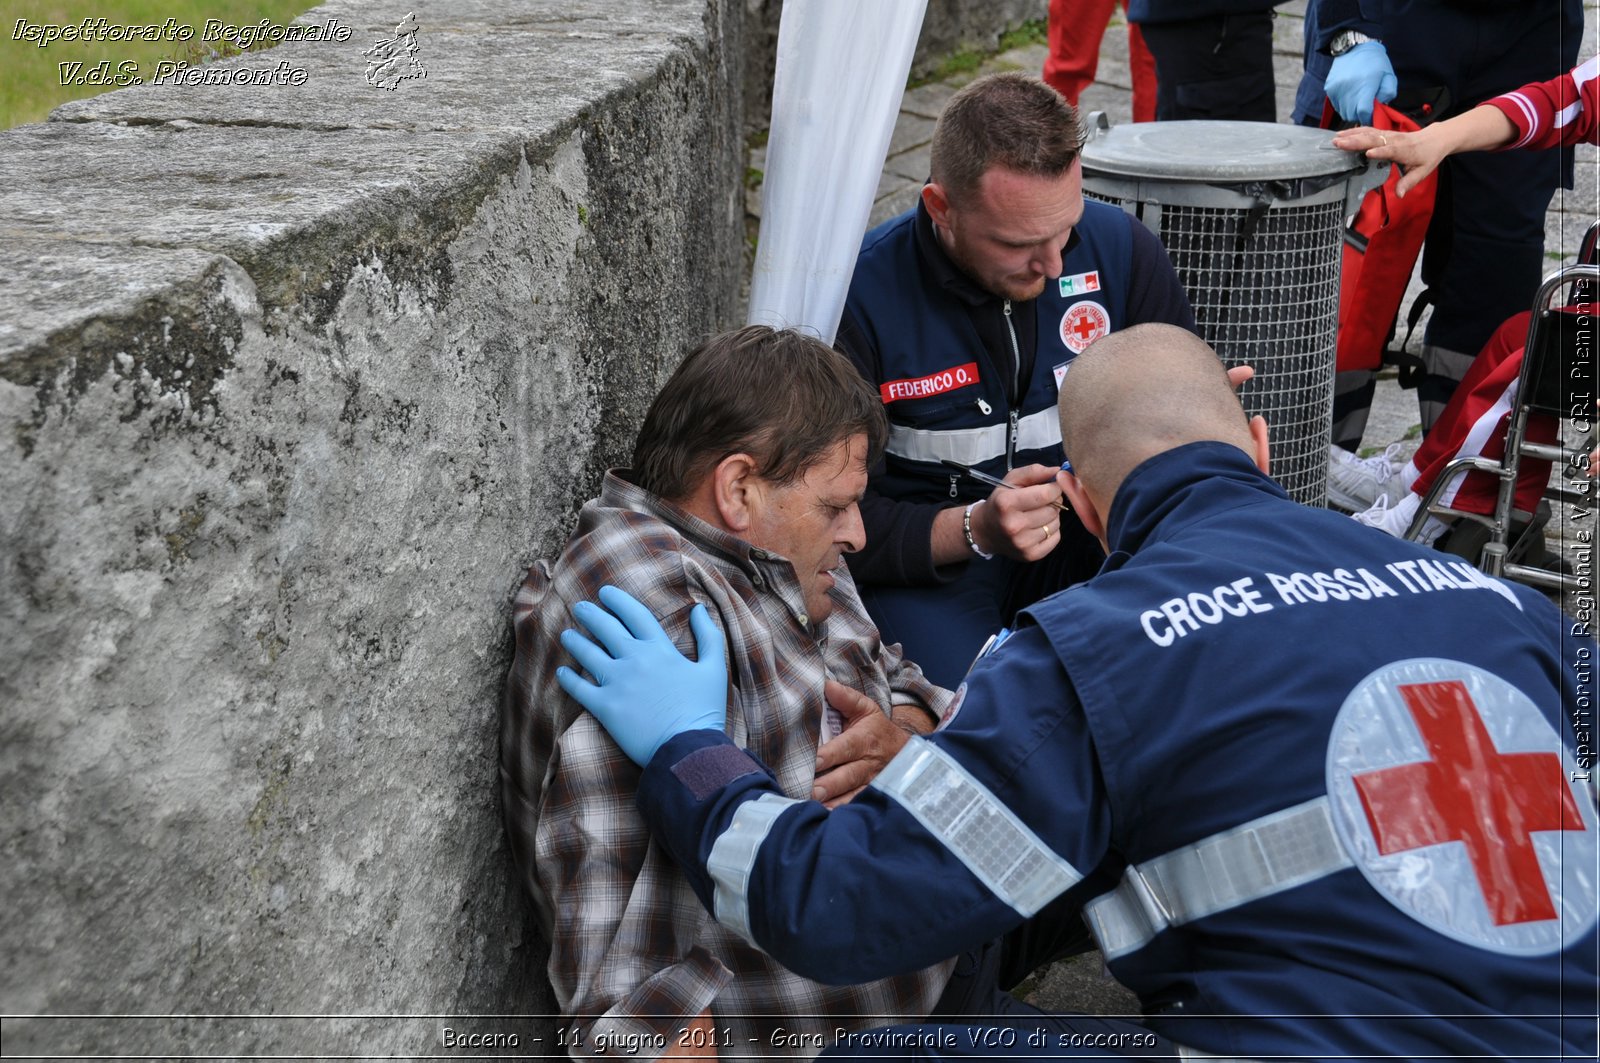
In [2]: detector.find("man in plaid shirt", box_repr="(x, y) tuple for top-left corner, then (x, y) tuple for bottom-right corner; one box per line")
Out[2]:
(501, 327), (965, 1059)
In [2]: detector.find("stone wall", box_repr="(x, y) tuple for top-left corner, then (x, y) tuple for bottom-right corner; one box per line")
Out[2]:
(0, 0), (1039, 1056)
(0, 0), (746, 1054)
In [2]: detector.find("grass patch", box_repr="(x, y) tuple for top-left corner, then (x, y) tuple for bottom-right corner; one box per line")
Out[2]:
(1357, 423), (1422, 459)
(996, 19), (1047, 52)
(2, 0), (319, 129)
(910, 49), (982, 88)
(907, 18), (1047, 89)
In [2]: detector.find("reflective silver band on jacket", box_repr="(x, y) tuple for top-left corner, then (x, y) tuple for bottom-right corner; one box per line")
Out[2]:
(886, 408), (1062, 467)
(872, 737), (1081, 916)
(1086, 796), (1353, 960)
(706, 792), (804, 943)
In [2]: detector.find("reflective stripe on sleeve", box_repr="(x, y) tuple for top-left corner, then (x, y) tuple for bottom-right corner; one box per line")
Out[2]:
(871, 737), (1081, 916)
(706, 792), (804, 943)
(885, 408), (1061, 466)
(1086, 797), (1352, 960)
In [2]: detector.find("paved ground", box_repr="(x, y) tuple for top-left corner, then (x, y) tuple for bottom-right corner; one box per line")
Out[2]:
(749, 1), (1597, 1018)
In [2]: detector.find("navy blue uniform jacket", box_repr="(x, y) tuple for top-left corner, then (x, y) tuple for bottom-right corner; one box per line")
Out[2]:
(633, 443), (1599, 1061)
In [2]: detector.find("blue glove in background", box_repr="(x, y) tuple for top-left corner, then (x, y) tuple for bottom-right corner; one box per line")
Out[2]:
(556, 585), (728, 767)
(1324, 40), (1397, 126)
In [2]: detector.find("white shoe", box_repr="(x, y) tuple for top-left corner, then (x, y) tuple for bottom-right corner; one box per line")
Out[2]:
(1328, 443), (1407, 512)
(1352, 493), (1449, 546)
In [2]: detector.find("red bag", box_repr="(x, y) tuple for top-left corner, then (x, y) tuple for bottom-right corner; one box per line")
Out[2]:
(1326, 102), (1439, 373)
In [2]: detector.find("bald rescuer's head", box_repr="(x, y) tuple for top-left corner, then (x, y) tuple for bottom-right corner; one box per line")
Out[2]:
(1055, 323), (1270, 551)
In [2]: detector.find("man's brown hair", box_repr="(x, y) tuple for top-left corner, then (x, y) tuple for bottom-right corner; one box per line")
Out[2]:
(930, 72), (1086, 204)
(632, 326), (887, 501)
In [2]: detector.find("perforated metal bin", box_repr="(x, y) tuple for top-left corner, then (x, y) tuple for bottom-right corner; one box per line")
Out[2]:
(1080, 117), (1383, 506)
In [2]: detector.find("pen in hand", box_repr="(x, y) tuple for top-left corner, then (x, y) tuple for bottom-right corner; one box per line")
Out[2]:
(940, 459), (1070, 511)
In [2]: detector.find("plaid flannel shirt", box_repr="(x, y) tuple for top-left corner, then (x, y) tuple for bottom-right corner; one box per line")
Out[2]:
(501, 472), (956, 1060)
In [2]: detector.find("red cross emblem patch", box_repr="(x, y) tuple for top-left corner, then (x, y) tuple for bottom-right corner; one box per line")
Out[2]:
(1059, 301), (1110, 353)
(1327, 659), (1597, 954)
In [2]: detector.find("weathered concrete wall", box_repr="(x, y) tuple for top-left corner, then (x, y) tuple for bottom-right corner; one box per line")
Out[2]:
(0, 0), (745, 1055)
(0, 0), (1043, 1056)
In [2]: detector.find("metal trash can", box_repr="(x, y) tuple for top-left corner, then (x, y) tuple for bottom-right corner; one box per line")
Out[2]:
(1081, 118), (1383, 506)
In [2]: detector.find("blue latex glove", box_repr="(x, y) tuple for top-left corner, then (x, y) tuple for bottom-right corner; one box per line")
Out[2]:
(1324, 40), (1397, 126)
(556, 585), (728, 766)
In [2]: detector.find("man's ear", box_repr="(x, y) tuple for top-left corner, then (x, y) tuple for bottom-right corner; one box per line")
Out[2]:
(922, 182), (952, 229)
(1057, 468), (1109, 554)
(1248, 415), (1271, 475)
(710, 453), (761, 533)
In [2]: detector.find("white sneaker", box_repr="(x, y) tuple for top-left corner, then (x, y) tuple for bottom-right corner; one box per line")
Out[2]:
(1328, 443), (1407, 512)
(1352, 493), (1449, 546)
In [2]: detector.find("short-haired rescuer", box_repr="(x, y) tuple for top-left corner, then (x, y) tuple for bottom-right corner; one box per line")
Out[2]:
(835, 72), (1204, 689)
(558, 324), (1598, 1060)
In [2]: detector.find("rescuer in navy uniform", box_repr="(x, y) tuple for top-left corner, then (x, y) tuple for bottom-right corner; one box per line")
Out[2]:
(557, 323), (1599, 1061)
(836, 73), (1197, 688)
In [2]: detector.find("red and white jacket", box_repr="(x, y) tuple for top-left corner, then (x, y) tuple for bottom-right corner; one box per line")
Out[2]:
(1487, 55), (1600, 149)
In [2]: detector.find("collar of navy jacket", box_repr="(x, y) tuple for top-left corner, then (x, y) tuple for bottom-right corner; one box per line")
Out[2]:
(1099, 440), (1290, 566)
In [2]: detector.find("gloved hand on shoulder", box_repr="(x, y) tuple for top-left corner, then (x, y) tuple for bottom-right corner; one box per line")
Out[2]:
(557, 585), (728, 766)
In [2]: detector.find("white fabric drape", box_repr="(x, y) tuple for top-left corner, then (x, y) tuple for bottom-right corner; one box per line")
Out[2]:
(746, 0), (929, 344)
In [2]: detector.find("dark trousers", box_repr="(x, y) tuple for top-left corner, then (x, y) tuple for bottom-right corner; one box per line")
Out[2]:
(1137, 12), (1276, 123)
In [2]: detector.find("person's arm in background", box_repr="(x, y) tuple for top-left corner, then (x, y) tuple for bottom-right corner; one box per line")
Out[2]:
(1315, 1), (1395, 125)
(1313, 0), (1381, 46)
(1486, 57), (1600, 149)
(1332, 58), (1600, 196)
(1332, 109), (1515, 196)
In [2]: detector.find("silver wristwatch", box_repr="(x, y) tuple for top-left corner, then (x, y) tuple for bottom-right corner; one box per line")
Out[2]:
(1328, 30), (1375, 57)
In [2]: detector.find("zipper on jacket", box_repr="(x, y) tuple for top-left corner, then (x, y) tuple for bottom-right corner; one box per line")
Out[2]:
(1003, 299), (1022, 470)
(948, 474), (960, 499)
(1003, 300), (1021, 403)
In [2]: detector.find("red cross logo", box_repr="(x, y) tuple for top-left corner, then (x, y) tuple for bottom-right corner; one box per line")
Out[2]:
(1351, 680), (1585, 926)
(1059, 301), (1109, 352)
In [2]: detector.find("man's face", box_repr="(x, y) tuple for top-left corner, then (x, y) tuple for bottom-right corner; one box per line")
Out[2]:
(930, 160), (1086, 302)
(745, 434), (869, 624)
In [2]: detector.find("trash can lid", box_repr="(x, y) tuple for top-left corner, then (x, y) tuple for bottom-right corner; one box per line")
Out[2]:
(1081, 120), (1366, 182)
